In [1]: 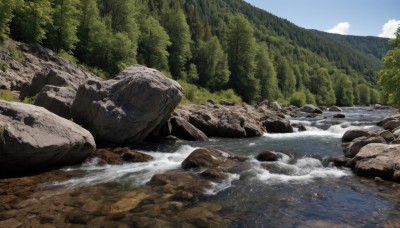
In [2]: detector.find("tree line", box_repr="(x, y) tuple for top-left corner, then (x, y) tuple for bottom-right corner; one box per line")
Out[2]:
(0, 0), (384, 106)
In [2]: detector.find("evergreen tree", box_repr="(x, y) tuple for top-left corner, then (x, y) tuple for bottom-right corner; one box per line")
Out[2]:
(227, 14), (258, 103)
(0, 0), (21, 40)
(335, 74), (354, 106)
(161, 8), (192, 79)
(46, 0), (81, 53)
(309, 68), (336, 105)
(276, 56), (296, 99)
(137, 15), (171, 71)
(195, 36), (230, 91)
(11, 0), (53, 43)
(255, 43), (280, 101)
(379, 27), (400, 107)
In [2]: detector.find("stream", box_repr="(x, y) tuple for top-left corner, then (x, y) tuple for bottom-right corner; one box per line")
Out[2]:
(2, 107), (400, 227)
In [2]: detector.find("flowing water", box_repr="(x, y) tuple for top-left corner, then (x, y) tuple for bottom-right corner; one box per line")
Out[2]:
(5, 107), (400, 227)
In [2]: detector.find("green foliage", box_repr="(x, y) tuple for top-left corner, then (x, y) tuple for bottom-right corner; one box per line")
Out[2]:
(2, 42), (22, 60)
(195, 36), (230, 91)
(179, 80), (241, 105)
(0, 90), (17, 101)
(0, 61), (7, 72)
(276, 56), (296, 99)
(227, 14), (258, 103)
(187, 63), (199, 83)
(0, 0), (21, 40)
(379, 27), (400, 107)
(309, 68), (336, 105)
(290, 91), (306, 107)
(161, 8), (192, 79)
(12, 0), (53, 43)
(255, 43), (280, 102)
(137, 15), (171, 71)
(2, 0), (387, 106)
(335, 74), (354, 106)
(45, 0), (81, 53)
(23, 95), (37, 104)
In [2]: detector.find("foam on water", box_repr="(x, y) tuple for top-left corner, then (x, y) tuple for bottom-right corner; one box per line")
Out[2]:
(263, 122), (373, 139)
(52, 145), (198, 188)
(251, 157), (350, 184)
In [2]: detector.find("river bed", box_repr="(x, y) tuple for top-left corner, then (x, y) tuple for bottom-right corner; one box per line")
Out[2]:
(1, 107), (400, 227)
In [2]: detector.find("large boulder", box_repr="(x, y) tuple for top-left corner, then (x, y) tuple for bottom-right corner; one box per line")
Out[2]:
(352, 143), (400, 181)
(383, 120), (400, 132)
(342, 128), (375, 142)
(34, 85), (75, 119)
(0, 101), (95, 173)
(264, 119), (293, 133)
(300, 104), (323, 114)
(71, 66), (182, 144)
(343, 136), (386, 158)
(377, 130), (396, 143)
(170, 116), (208, 141)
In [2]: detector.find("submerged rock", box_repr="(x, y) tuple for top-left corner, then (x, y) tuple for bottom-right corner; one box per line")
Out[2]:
(86, 148), (152, 165)
(0, 101), (95, 173)
(255, 151), (279, 162)
(71, 66), (182, 145)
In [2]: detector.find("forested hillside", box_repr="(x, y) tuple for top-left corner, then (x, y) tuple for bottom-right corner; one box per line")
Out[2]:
(0, 0), (390, 106)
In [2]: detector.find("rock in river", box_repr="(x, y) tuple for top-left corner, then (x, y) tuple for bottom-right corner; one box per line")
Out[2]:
(0, 101), (95, 173)
(71, 66), (183, 145)
(352, 143), (400, 181)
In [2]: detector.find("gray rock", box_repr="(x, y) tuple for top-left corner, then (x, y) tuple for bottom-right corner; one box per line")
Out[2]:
(342, 128), (375, 142)
(269, 101), (282, 111)
(383, 120), (400, 132)
(170, 116), (208, 141)
(352, 143), (400, 181)
(343, 136), (386, 158)
(34, 85), (76, 119)
(264, 119), (293, 133)
(300, 104), (323, 114)
(328, 106), (342, 112)
(333, 114), (345, 118)
(377, 130), (395, 143)
(71, 66), (182, 144)
(377, 117), (395, 127)
(0, 101), (95, 172)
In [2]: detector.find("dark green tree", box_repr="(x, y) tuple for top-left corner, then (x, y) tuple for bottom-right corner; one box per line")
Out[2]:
(379, 27), (400, 107)
(227, 14), (258, 103)
(309, 68), (336, 105)
(11, 0), (53, 43)
(195, 36), (230, 91)
(161, 8), (192, 79)
(255, 43), (280, 101)
(276, 56), (296, 99)
(335, 74), (354, 106)
(137, 15), (171, 71)
(46, 0), (81, 52)
(0, 0), (22, 40)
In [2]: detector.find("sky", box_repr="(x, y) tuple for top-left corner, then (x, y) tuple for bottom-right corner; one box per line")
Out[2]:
(244, 0), (400, 38)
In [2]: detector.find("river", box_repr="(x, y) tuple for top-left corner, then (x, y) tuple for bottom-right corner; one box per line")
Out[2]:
(1, 107), (400, 227)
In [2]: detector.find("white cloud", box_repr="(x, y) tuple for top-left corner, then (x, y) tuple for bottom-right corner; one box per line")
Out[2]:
(378, 19), (400, 39)
(327, 22), (350, 35)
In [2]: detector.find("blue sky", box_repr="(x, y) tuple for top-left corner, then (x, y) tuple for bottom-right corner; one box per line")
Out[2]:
(244, 0), (400, 38)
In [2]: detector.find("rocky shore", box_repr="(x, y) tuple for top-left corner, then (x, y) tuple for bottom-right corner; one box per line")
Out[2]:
(334, 113), (400, 181)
